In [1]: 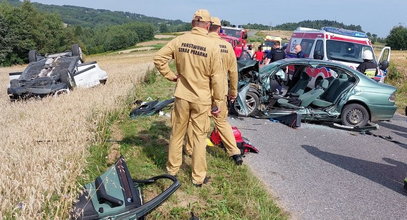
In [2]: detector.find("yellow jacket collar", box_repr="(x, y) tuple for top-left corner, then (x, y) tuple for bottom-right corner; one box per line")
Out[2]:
(191, 27), (209, 36)
(208, 32), (221, 38)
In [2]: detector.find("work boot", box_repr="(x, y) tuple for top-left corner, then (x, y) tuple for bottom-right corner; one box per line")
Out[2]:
(193, 176), (211, 187)
(231, 154), (243, 165)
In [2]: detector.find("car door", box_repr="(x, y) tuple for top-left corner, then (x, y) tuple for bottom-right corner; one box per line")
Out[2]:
(377, 46), (391, 64)
(376, 47), (391, 82)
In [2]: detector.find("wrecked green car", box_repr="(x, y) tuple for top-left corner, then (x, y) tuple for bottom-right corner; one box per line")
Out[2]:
(233, 58), (397, 127)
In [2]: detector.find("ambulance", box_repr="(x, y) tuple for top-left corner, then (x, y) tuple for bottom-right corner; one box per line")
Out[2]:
(285, 27), (391, 85)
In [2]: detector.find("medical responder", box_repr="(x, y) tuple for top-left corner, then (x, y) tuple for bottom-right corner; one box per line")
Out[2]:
(154, 9), (224, 187)
(185, 17), (243, 165)
(357, 50), (377, 78)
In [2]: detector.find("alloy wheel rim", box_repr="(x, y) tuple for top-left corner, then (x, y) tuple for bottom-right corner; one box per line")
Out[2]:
(348, 108), (363, 125)
(235, 94), (257, 115)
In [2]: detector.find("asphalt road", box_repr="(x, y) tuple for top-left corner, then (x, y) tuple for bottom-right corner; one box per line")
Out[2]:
(230, 114), (407, 220)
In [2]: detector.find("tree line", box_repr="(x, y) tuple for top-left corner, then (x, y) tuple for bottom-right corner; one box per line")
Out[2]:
(0, 1), (77, 65)
(0, 1), (180, 66)
(1, 1), (406, 66)
(273, 20), (363, 32)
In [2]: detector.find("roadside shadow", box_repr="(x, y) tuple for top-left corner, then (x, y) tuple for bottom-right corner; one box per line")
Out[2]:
(378, 121), (407, 134)
(394, 131), (407, 139)
(302, 145), (407, 195)
(121, 120), (171, 171)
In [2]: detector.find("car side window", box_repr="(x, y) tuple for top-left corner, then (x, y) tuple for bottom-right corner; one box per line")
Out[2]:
(314, 40), (324, 60)
(300, 39), (315, 58)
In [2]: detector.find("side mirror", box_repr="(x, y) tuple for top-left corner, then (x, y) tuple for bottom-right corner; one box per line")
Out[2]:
(313, 51), (323, 60)
(379, 60), (389, 71)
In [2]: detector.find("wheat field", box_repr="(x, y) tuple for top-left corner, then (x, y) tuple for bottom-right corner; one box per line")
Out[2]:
(0, 51), (155, 218)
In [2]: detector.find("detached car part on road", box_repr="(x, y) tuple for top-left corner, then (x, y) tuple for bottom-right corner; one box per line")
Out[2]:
(7, 44), (108, 100)
(72, 156), (180, 220)
(233, 59), (397, 127)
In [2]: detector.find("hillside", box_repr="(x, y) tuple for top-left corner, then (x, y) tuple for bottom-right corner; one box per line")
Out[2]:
(6, 0), (186, 27)
(274, 20), (363, 32)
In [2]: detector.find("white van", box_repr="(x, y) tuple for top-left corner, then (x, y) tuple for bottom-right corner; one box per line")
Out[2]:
(285, 27), (391, 85)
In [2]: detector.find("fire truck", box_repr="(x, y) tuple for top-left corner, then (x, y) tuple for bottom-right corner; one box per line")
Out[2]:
(219, 26), (248, 58)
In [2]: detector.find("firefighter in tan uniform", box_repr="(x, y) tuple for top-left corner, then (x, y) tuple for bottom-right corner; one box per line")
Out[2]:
(185, 17), (243, 165)
(153, 9), (224, 186)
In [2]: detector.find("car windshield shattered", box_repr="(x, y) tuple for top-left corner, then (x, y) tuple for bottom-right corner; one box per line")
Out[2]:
(326, 40), (374, 64)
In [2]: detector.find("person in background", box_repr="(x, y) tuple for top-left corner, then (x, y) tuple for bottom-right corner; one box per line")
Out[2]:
(252, 45), (264, 63)
(264, 41), (286, 65)
(287, 44), (306, 90)
(295, 44), (305, 58)
(357, 50), (377, 78)
(246, 44), (254, 57)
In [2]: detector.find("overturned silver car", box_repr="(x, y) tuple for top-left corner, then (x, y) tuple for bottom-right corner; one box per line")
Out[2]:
(7, 44), (108, 100)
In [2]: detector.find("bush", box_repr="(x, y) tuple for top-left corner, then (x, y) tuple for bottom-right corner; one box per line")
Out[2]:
(387, 63), (402, 81)
(143, 67), (158, 85)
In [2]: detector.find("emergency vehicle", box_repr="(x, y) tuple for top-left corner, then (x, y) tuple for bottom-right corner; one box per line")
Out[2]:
(285, 27), (391, 86)
(220, 26), (248, 58)
(262, 36), (282, 53)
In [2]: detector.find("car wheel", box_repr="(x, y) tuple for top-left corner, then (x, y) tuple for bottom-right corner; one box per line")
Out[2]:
(233, 91), (260, 116)
(341, 103), (369, 127)
(28, 50), (37, 63)
(71, 44), (83, 61)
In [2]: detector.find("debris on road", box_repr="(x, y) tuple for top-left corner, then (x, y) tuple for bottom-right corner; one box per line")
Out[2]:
(210, 126), (259, 155)
(129, 98), (174, 119)
(72, 156), (180, 219)
(269, 113), (301, 128)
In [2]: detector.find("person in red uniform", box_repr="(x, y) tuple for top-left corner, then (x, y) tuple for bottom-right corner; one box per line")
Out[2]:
(252, 45), (264, 63)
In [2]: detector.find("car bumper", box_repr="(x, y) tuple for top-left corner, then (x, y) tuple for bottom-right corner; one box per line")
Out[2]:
(369, 104), (397, 121)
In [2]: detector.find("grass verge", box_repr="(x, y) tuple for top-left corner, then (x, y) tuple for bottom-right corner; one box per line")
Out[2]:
(386, 62), (407, 113)
(82, 69), (288, 219)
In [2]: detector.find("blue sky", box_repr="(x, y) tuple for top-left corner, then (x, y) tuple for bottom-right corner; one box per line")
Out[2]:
(30, 0), (406, 37)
